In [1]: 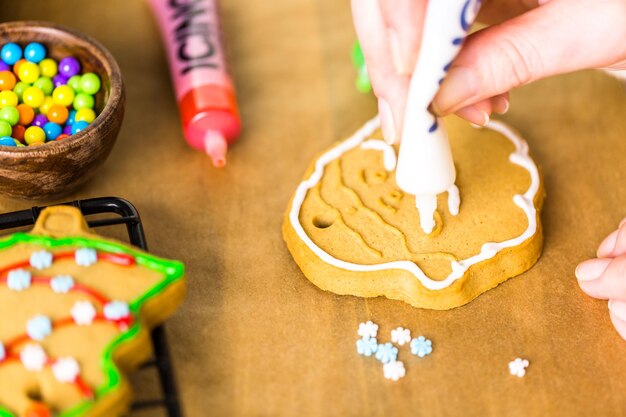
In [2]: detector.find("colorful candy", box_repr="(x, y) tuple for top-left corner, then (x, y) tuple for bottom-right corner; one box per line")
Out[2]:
(0, 41), (102, 147)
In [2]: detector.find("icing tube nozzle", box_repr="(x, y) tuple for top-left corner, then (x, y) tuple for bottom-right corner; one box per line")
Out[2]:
(204, 131), (228, 168)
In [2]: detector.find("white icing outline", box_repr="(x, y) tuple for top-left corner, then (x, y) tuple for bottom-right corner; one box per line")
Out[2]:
(361, 140), (397, 171)
(288, 116), (540, 291)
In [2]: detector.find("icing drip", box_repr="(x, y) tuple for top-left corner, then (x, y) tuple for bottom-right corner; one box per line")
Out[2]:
(289, 117), (540, 291)
(361, 139), (397, 171)
(415, 194), (437, 235)
(447, 185), (460, 216)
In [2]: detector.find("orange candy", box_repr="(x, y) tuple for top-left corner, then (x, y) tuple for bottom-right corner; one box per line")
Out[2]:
(0, 71), (16, 91)
(16, 103), (34, 125)
(46, 104), (69, 124)
(12, 58), (27, 76)
(56, 133), (70, 141)
(23, 402), (52, 417)
(11, 124), (25, 141)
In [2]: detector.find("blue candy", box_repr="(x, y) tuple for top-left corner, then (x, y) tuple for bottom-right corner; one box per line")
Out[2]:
(43, 122), (62, 140)
(67, 109), (77, 125)
(1, 43), (22, 65)
(0, 136), (16, 146)
(24, 42), (46, 63)
(71, 120), (89, 135)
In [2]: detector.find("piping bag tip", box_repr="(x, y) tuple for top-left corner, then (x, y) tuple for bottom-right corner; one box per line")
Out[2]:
(204, 130), (228, 168)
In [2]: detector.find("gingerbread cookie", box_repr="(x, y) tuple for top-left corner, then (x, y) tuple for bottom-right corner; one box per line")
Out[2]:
(0, 206), (185, 417)
(283, 116), (544, 310)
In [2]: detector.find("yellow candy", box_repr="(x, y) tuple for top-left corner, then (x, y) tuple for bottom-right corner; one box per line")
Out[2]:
(17, 62), (40, 84)
(0, 90), (18, 108)
(24, 126), (45, 145)
(52, 85), (74, 107)
(39, 58), (57, 78)
(75, 108), (96, 124)
(39, 96), (55, 115)
(22, 87), (44, 108)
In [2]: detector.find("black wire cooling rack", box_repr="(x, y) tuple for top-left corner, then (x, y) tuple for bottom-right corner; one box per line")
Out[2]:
(0, 196), (183, 417)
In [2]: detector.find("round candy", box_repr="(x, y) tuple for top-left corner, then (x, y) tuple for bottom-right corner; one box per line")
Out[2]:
(39, 58), (57, 78)
(0, 121), (11, 137)
(1, 43), (22, 65)
(52, 74), (68, 88)
(39, 97), (55, 115)
(0, 62), (9, 72)
(0, 71), (16, 91)
(66, 110), (77, 125)
(47, 105), (68, 124)
(79, 73), (100, 95)
(16, 104), (35, 125)
(56, 133), (70, 141)
(75, 108), (96, 124)
(0, 91), (18, 108)
(13, 81), (29, 100)
(12, 59), (27, 76)
(32, 114), (48, 128)
(68, 75), (82, 92)
(24, 126), (46, 144)
(71, 121), (90, 135)
(62, 124), (72, 135)
(43, 122), (62, 140)
(22, 87), (44, 108)
(24, 42), (46, 63)
(73, 93), (94, 110)
(33, 76), (53, 95)
(58, 57), (80, 78)
(17, 61), (40, 84)
(0, 136), (17, 146)
(0, 106), (19, 126)
(52, 85), (74, 107)
(11, 124), (25, 141)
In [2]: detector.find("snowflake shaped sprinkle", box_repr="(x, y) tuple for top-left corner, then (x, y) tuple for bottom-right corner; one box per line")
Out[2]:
(50, 275), (75, 293)
(410, 336), (433, 358)
(0, 342), (5, 362)
(391, 327), (411, 346)
(104, 301), (130, 321)
(509, 358), (529, 377)
(383, 360), (406, 381)
(357, 321), (378, 340)
(71, 301), (97, 325)
(375, 342), (398, 364)
(26, 315), (52, 341)
(29, 250), (53, 270)
(356, 337), (378, 357)
(75, 248), (98, 267)
(52, 357), (80, 383)
(7, 269), (31, 291)
(20, 343), (47, 371)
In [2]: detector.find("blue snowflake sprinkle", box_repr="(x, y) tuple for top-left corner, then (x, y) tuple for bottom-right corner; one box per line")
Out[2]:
(29, 250), (53, 270)
(75, 248), (98, 267)
(104, 301), (130, 321)
(50, 275), (75, 294)
(410, 336), (433, 358)
(375, 342), (398, 364)
(356, 337), (378, 357)
(7, 269), (31, 291)
(26, 315), (52, 341)
(0, 342), (5, 361)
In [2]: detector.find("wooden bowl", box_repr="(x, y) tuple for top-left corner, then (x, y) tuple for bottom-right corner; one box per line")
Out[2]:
(0, 21), (125, 200)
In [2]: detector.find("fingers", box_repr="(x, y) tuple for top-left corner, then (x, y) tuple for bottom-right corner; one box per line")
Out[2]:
(452, 93), (509, 126)
(352, 0), (411, 143)
(597, 217), (626, 258)
(432, 0), (626, 115)
(377, 0), (426, 75)
(576, 254), (626, 300)
(609, 300), (626, 340)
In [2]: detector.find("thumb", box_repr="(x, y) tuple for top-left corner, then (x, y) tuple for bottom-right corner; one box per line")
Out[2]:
(432, 0), (626, 115)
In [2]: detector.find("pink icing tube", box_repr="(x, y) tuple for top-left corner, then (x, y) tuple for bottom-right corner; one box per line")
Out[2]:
(148, 0), (241, 167)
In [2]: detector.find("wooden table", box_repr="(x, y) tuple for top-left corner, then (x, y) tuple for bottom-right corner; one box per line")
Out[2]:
(4, 1), (626, 416)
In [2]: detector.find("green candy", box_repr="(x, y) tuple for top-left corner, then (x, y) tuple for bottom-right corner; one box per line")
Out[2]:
(0, 121), (11, 137)
(79, 73), (101, 95)
(0, 106), (19, 126)
(33, 77), (54, 96)
(13, 82), (30, 101)
(73, 93), (94, 110)
(68, 75), (82, 93)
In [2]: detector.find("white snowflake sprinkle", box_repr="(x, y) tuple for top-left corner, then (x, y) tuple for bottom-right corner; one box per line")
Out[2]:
(383, 360), (406, 381)
(20, 343), (47, 371)
(509, 358), (529, 378)
(357, 321), (378, 340)
(52, 357), (80, 383)
(390, 327), (411, 346)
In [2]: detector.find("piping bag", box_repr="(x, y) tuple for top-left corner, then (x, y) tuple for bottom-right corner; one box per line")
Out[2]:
(149, 0), (241, 167)
(395, 0), (482, 233)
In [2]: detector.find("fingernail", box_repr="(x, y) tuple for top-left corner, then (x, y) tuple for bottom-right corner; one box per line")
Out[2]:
(538, 0), (552, 5)
(575, 258), (611, 281)
(609, 299), (626, 322)
(456, 105), (489, 126)
(388, 29), (411, 75)
(492, 96), (510, 114)
(597, 230), (618, 257)
(433, 67), (478, 114)
(378, 98), (396, 144)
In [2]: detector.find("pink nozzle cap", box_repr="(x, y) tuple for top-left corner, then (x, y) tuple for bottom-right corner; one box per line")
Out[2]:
(204, 130), (228, 168)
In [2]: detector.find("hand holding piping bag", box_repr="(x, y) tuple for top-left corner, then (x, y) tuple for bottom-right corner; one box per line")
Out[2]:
(352, 0), (626, 339)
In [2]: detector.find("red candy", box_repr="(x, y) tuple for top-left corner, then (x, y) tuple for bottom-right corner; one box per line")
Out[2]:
(11, 124), (25, 141)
